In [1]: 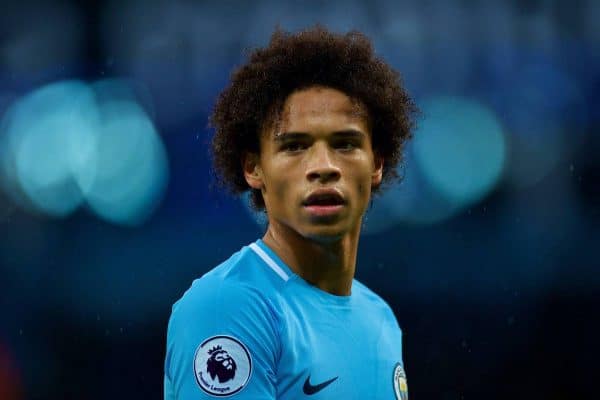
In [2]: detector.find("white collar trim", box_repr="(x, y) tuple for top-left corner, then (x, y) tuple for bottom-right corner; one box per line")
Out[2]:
(249, 242), (290, 282)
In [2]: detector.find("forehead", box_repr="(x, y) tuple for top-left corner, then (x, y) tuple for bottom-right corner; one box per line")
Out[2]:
(274, 86), (369, 133)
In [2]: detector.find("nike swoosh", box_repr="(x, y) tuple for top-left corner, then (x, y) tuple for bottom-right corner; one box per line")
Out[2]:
(303, 374), (338, 395)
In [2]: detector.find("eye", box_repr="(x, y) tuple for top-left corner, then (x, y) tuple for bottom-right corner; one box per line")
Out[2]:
(334, 141), (358, 151)
(281, 142), (308, 152)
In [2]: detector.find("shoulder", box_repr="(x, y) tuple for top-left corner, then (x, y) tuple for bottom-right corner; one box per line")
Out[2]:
(169, 246), (288, 340)
(165, 244), (283, 399)
(170, 244), (284, 327)
(353, 279), (402, 332)
(352, 278), (391, 309)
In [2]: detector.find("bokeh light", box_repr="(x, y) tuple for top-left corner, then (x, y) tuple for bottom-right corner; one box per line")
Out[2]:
(364, 149), (459, 233)
(0, 79), (169, 226)
(84, 96), (169, 226)
(0, 81), (98, 216)
(364, 96), (506, 233)
(413, 96), (506, 204)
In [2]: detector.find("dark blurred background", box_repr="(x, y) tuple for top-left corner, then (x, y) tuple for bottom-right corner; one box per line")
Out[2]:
(0, 0), (598, 399)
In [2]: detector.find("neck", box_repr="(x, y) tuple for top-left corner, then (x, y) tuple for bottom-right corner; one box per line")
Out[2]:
(262, 220), (361, 296)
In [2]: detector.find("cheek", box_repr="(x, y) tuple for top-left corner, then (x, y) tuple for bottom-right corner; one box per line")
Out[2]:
(358, 182), (367, 195)
(270, 173), (288, 195)
(349, 162), (373, 195)
(354, 170), (377, 209)
(274, 182), (289, 202)
(357, 182), (372, 209)
(263, 170), (295, 205)
(268, 159), (300, 199)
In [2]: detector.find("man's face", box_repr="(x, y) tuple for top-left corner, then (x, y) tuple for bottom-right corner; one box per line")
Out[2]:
(244, 86), (383, 241)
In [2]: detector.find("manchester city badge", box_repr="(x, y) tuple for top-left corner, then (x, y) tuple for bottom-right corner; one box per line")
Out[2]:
(392, 363), (408, 400)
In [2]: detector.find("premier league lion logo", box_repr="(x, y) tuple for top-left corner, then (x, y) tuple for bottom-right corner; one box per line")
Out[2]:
(206, 345), (237, 383)
(194, 335), (252, 396)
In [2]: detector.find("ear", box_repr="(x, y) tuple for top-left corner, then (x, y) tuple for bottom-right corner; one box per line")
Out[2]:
(242, 152), (263, 190)
(371, 154), (384, 189)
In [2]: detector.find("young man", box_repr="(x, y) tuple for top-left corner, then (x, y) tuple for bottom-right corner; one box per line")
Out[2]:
(164, 26), (416, 399)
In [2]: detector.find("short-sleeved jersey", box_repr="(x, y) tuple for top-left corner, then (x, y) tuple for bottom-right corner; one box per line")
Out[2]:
(164, 239), (407, 400)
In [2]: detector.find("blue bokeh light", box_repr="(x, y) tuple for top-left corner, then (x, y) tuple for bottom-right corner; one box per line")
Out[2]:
(364, 96), (506, 233)
(84, 96), (169, 226)
(0, 79), (169, 226)
(413, 96), (506, 204)
(364, 146), (460, 233)
(0, 81), (99, 216)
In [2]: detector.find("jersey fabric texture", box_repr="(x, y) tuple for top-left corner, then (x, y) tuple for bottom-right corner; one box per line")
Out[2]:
(164, 239), (406, 399)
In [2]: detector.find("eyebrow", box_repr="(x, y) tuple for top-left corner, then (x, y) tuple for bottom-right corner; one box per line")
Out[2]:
(273, 129), (366, 142)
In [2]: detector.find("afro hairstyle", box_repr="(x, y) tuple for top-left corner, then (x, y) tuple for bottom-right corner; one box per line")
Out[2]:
(210, 25), (417, 210)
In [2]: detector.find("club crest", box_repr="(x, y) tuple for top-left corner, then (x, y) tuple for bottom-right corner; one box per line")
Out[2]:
(194, 335), (252, 397)
(392, 363), (408, 400)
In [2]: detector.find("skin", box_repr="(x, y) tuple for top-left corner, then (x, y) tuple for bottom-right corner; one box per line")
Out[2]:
(243, 86), (383, 296)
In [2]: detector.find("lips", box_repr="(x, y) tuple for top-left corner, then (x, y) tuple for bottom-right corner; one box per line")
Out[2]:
(302, 189), (345, 206)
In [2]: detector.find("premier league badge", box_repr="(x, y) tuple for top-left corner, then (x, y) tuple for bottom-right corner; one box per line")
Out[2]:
(194, 335), (252, 397)
(393, 363), (408, 400)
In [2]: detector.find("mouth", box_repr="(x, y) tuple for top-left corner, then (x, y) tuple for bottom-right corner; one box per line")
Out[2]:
(302, 190), (345, 217)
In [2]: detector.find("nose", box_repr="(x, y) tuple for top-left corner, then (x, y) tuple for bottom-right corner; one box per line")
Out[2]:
(305, 143), (341, 183)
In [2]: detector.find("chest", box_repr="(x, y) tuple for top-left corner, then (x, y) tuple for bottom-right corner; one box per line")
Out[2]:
(275, 301), (402, 399)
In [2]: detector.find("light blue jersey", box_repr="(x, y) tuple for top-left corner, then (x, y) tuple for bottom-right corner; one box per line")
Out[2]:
(164, 239), (407, 399)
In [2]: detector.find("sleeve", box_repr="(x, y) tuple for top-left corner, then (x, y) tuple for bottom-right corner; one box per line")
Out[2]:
(164, 279), (280, 399)
(383, 304), (404, 364)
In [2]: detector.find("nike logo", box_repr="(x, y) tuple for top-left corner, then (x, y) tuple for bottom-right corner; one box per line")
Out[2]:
(303, 374), (338, 395)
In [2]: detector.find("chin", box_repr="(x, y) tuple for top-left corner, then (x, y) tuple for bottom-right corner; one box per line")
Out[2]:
(301, 215), (362, 238)
(302, 226), (347, 243)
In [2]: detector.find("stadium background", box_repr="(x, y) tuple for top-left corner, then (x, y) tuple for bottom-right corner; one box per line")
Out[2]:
(0, 0), (598, 399)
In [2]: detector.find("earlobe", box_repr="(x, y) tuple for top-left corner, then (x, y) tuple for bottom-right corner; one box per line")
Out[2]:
(242, 152), (263, 190)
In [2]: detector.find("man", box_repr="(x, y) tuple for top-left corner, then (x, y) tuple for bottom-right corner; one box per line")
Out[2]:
(164, 26), (416, 399)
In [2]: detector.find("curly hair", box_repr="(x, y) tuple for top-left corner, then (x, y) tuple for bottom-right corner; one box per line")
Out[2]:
(210, 25), (417, 210)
